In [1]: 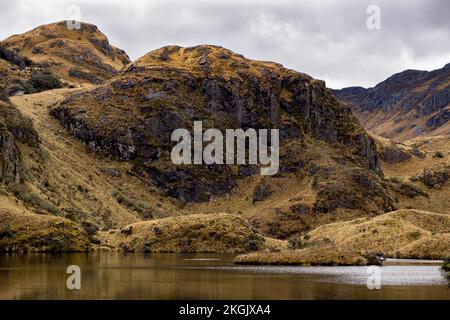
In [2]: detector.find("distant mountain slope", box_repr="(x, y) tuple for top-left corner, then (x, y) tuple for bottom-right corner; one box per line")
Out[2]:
(1, 21), (130, 85)
(333, 64), (450, 141)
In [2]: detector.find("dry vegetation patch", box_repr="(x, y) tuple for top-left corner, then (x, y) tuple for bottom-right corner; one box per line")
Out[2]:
(103, 213), (284, 253)
(235, 209), (449, 265)
(234, 243), (367, 266)
(0, 206), (89, 252)
(305, 209), (450, 259)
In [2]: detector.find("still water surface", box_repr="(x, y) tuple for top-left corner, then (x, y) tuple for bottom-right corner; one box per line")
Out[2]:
(0, 253), (448, 299)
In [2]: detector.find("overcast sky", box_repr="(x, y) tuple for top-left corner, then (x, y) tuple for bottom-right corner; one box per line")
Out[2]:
(1, 0), (449, 88)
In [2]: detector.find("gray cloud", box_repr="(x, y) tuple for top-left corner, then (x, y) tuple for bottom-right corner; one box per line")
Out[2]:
(0, 0), (449, 88)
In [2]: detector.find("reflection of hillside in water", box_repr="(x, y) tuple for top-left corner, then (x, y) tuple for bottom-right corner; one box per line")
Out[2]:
(0, 253), (448, 300)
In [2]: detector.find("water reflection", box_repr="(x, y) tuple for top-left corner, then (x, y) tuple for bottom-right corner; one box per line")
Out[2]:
(0, 253), (448, 300)
(442, 259), (450, 287)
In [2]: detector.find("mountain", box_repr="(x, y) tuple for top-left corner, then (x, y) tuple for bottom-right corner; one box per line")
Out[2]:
(50, 44), (401, 239)
(0, 22), (133, 252)
(0, 21), (130, 88)
(333, 64), (450, 141)
(0, 22), (448, 259)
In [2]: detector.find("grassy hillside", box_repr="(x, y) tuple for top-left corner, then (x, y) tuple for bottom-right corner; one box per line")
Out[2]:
(235, 209), (450, 265)
(1, 21), (130, 85)
(0, 23), (448, 260)
(103, 213), (286, 253)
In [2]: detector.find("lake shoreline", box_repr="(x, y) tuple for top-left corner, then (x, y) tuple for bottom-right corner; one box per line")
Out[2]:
(0, 252), (448, 299)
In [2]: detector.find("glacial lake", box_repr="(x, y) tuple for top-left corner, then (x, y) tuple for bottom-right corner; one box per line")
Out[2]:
(0, 253), (448, 300)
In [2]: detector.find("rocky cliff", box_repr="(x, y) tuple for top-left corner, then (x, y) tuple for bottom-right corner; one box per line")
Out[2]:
(52, 45), (395, 232)
(1, 22), (447, 254)
(0, 88), (39, 183)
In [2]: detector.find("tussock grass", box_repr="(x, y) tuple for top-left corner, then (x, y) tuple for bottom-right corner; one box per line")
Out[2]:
(8, 182), (60, 215)
(235, 209), (450, 265)
(0, 207), (89, 252)
(234, 243), (366, 266)
(104, 213), (285, 253)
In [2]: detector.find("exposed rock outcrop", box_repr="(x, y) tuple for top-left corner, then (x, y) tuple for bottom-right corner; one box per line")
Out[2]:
(413, 165), (450, 189)
(0, 45), (32, 68)
(378, 143), (411, 164)
(1, 21), (131, 84)
(52, 45), (388, 216)
(0, 92), (39, 182)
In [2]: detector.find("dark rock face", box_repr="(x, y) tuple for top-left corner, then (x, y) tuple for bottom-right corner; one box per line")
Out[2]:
(51, 106), (138, 160)
(52, 45), (385, 211)
(0, 97), (39, 182)
(410, 148), (426, 159)
(253, 182), (272, 204)
(290, 203), (312, 215)
(143, 166), (235, 203)
(0, 45), (32, 68)
(0, 88), (8, 102)
(378, 144), (411, 164)
(313, 170), (396, 214)
(426, 109), (450, 129)
(32, 46), (44, 54)
(396, 182), (428, 198)
(0, 101), (39, 148)
(331, 86), (366, 107)
(417, 166), (449, 188)
(68, 68), (103, 84)
(0, 126), (22, 183)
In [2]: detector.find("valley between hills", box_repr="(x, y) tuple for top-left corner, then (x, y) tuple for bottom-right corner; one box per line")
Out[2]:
(0, 21), (449, 265)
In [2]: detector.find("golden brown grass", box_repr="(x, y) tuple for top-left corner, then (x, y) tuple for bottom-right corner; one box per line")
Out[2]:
(10, 87), (182, 230)
(353, 100), (449, 143)
(136, 45), (299, 82)
(1, 21), (130, 84)
(1, 42), (448, 256)
(0, 200), (89, 252)
(372, 134), (450, 215)
(7, 86), (441, 254)
(234, 243), (367, 266)
(182, 136), (388, 238)
(235, 209), (449, 265)
(306, 209), (450, 259)
(406, 134), (450, 152)
(102, 213), (286, 253)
